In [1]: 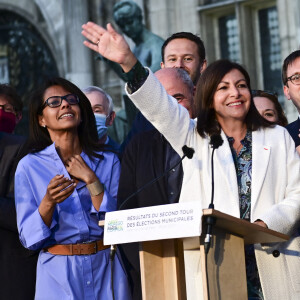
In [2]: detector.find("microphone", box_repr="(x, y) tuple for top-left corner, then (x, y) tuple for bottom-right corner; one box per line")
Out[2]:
(118, 145), (194, 211)
(182, 145), (195, 159)
(109, 244), (116, 300)
(113, 145), (194, 275)
(110, 146), (194, 299)
(204, 134), (223, 254)
(208, 134), (223, 209)
(209, 134), (223, 151)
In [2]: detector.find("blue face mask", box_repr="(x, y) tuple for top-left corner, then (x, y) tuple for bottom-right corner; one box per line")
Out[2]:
(94, 113), (108, 139)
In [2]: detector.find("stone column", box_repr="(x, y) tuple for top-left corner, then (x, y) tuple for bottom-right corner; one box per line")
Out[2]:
(63, 0), (93, 88)
(146, 0), (200, 39)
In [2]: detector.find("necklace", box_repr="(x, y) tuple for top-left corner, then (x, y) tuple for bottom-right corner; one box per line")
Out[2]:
(234, 143), (243, 154)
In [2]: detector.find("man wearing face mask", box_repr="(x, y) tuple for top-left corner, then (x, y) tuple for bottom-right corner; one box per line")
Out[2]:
(83, 86), (120, 154)
(0, 84), (38, 299)
(0, 84), (22, 133)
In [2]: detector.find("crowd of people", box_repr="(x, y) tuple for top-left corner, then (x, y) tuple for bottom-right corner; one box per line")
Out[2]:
(1, 10), (300, 300)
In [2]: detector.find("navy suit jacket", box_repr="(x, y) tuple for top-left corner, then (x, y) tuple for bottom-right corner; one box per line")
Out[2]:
(286, 118), (300, 147)
(0, 133), (38, 299)
(117, 129), (183, 299)
(119, 111), (154, 157)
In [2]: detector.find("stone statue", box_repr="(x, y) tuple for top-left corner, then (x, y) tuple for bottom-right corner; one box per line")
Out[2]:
(100, 0), (165, 139)
(100, 0), (164, 81)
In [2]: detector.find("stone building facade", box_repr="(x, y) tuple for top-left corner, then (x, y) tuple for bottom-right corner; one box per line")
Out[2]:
(0, 0), (299, 137)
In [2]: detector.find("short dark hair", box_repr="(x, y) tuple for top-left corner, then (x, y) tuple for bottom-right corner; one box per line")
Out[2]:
(0, 84), (23, 113)
(196, 59), (272, 137)
(27, 77), (104, 157)
(252, 90), (288, 127)
(161, 32), (206, 64)
(282, 50), (300, 85)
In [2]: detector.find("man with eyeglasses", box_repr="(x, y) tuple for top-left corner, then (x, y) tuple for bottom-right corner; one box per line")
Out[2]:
(83, 86), (120, 154)
(0, 84), (38, 299)
(282, 50), (300, 153)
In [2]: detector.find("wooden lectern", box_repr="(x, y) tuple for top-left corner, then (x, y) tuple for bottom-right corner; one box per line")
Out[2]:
(138, 209), (289, 300)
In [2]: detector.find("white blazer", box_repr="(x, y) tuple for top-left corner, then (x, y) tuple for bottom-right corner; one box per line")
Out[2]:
(126, 70), (300, 299)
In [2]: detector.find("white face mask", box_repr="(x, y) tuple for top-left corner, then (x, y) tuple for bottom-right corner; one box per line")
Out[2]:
(94, 113), (108, 139)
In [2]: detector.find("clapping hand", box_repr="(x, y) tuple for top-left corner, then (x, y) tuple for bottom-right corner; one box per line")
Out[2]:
(65, 154), (103, 211)
(65, 154), (97, 185)
(254, 220), (268, 228)
(40, 175), (76, 227)
(44, 175), (76, 205)
(81, 22), (137, 72)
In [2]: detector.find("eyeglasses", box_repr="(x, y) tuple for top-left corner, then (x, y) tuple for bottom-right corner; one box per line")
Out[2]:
(286, 74), (300, 85)
(0, 103), (16, 113)
(41, 94), (79, 110)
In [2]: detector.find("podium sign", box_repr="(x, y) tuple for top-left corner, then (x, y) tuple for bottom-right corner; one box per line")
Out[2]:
(103, 201), (202, 245)
(100, 206), (289, 300)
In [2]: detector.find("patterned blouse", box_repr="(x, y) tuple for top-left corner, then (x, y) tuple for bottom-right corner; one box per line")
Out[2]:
(126, 61), (264, 299)
(227, 131), (264, 300)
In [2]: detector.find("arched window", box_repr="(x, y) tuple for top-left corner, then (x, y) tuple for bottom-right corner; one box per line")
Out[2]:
(0, 10), (59, 135)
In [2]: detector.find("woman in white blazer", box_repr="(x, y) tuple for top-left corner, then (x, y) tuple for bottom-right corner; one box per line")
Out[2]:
(82, 22), (300, 300)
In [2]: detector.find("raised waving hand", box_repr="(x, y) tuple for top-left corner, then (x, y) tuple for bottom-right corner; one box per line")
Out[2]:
(81, 22), (137, 72)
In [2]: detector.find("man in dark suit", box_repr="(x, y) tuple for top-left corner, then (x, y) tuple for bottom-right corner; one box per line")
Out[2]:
(119, 31), (206, 155)
(282, 50), (300, 153)
(0, 84), (38, 299)
(117, 68), (195, 299)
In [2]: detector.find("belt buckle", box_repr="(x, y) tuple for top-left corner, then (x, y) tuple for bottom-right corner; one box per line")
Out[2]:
(82, 240), (97, 255)
(93, 242), (98, 254)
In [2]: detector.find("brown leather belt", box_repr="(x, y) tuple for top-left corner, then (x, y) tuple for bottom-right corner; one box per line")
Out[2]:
(44, 240), (110, 255)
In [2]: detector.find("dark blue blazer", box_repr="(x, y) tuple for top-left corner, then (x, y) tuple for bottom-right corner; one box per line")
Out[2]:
(0, 133), (38, 300)
(117, 129), (183, 300)
(286, 118), (300, 147)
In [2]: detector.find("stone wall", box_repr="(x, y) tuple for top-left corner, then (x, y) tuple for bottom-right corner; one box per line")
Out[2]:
(0, 0), (299, 120)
